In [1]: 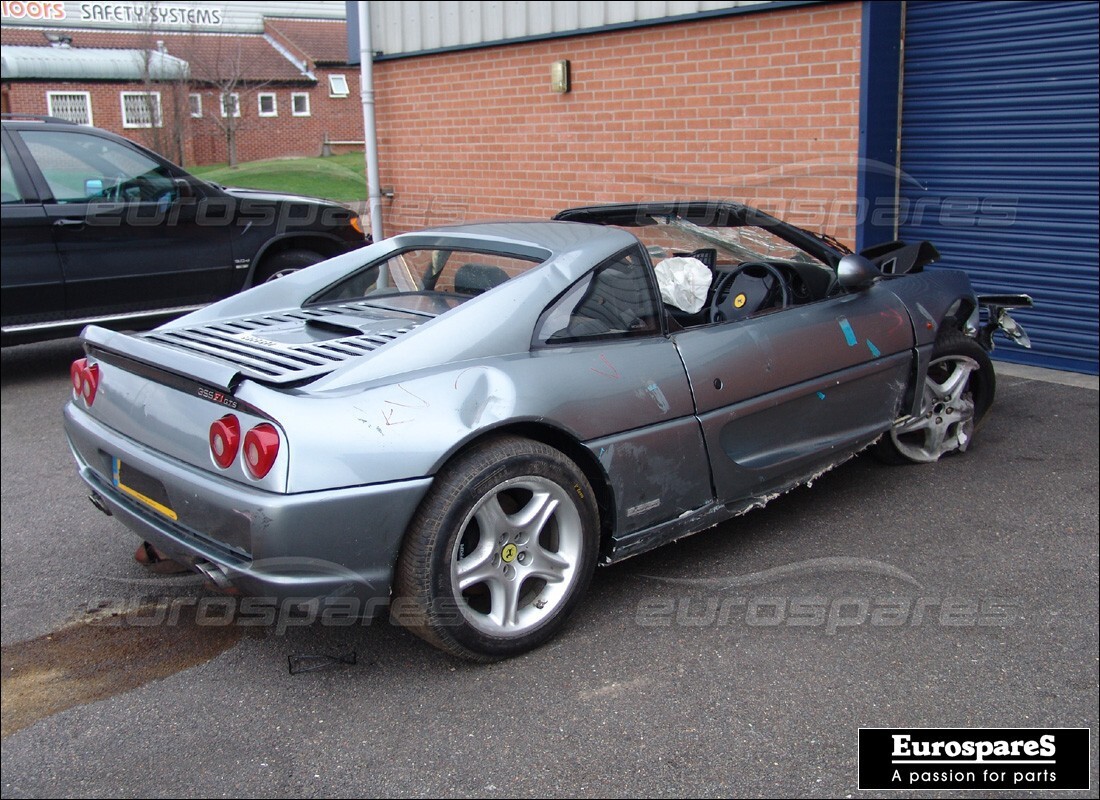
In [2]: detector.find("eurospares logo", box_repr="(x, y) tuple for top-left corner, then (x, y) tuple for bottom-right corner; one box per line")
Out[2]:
(858, 728), (1090, 791)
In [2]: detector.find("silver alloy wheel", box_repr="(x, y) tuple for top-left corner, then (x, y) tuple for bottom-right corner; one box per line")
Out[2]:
(449, 475), (584, 637)
(262, 268), (299, 282)
(890, 354), (979, 463)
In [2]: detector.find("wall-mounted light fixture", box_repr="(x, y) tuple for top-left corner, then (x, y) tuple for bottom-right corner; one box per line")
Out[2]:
(550, 59), (571, 94)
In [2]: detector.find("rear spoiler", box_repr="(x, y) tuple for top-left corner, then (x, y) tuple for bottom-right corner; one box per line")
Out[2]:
(858, 240), (940, 274)
(81, 325), (241, 392)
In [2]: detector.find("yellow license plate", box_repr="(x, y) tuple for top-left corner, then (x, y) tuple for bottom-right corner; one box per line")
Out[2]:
(112, 458), (178, 520)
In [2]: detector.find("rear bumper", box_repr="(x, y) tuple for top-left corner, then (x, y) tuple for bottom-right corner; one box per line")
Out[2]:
(65, 402), (432, 605)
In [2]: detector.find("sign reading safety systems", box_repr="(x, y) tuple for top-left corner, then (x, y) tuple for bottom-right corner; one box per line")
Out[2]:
(858, 728), (1090, 791)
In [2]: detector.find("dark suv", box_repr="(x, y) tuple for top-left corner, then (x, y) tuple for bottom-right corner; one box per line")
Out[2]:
(1, 116), (368, 345)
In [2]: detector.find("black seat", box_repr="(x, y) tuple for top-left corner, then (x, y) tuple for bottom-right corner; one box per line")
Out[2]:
(672, 247), (717, 270)
(453, 263), (510, 296)
(574, 267), (653, 332)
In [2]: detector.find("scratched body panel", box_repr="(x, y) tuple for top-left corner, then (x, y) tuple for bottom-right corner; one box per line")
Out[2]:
(247, 338), (696, 493)
(81, 357), (288, 493)
(673, 285), (914, 502)
(587, 417), (712, 534)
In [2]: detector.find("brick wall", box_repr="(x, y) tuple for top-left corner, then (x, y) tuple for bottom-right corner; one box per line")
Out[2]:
(372, 2), (863, 245)
(185, 69), (362, 165)
(3, 69), (362, 167)
(4, 79), (196, 160)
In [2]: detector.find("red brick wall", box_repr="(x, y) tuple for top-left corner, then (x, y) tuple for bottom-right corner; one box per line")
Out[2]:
(186, 69), (362, 165)
(3, 69), (363, 167)
(3, 79), (197, 161)
(372, 2), (862, 245)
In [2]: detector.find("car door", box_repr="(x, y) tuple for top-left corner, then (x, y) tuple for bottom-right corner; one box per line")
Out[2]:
(1, 131), (64, 330)
(528, 245), (712, 535)
(11, 127), (233, 319)
(673, 282), (915, 504)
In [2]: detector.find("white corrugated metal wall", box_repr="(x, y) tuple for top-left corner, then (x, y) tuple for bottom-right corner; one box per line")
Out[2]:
(368, 1), (765, 56)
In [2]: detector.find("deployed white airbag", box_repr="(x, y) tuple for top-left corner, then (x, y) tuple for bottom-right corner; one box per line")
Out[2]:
(653, 256), (712, 314)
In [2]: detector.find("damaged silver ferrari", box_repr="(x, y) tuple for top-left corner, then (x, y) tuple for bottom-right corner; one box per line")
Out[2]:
(64, 201), (1032, 660)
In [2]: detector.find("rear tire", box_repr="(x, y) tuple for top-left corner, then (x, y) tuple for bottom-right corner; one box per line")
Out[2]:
(874, 329), (995, 464)
(393, 436), (599, 661)
(252, 248), (324, 284)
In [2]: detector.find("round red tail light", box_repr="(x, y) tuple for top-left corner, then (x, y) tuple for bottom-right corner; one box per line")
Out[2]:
(243, 423), (280, 479)
(82, 363), (100, 405)
(208, 415), (241, 469)
(70, 359), (99, 405)
(71, 358), (86, 393)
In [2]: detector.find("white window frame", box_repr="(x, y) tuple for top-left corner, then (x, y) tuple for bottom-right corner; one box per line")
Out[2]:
(220, 92), (241, 118)
(120, 91), (163, 129)
(257, 92), (278, 117)
(189, 93), (203, 118)
(328, 74), (349, 98)
(46, 91), (93, 125)
(291, 92), (311, 117)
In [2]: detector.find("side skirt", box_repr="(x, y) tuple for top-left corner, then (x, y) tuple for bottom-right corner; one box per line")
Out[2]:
(601, 444), (874, 565)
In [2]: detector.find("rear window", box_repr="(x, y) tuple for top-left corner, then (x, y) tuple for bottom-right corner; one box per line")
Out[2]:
(307, 247), (545, 317)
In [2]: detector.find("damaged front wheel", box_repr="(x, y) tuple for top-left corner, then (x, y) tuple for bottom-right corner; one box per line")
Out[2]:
(876, 330), (995, 464)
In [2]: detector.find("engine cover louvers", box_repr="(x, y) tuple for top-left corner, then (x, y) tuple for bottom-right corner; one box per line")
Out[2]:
(141, 304), (421, 384)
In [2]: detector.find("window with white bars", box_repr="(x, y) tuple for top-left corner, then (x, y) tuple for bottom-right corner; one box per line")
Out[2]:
(291, 92), (310, 117)
(189, 93), (202, 118)
(120, 92), (162, 128)
(46, 92), (92, 125)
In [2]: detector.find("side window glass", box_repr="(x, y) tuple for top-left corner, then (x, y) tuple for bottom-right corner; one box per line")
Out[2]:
(536, 247), (661, 345)
(19, 130), (177, 205)
(1, 145), (25, 204)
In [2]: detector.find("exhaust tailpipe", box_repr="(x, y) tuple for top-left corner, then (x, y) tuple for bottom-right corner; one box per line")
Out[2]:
(88, 492), (113, 516)
(194, 559), (239, 594)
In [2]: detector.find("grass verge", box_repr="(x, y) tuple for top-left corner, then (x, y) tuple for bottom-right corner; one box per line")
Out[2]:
(191, 152), (367, 203)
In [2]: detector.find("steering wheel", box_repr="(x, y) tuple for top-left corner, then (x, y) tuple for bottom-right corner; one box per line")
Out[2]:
(709, 261), (791, 324)
(120, 175), (158, 201)
(92, 176), (123, 202)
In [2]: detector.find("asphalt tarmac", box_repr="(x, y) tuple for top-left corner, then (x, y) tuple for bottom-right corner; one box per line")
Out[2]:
(2, 338), (1096, 798)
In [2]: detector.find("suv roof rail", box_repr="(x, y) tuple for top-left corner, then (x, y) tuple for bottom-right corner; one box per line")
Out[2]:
(0, 114), (78, 124)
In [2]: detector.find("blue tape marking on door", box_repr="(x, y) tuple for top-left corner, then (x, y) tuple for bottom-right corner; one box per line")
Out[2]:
(838, 317), (858, 347)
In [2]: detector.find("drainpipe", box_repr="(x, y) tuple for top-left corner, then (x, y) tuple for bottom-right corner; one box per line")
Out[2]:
(358, 1), (384, 242)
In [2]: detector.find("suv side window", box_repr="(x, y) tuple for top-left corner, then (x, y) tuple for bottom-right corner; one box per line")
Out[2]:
(20, 130), (177, 205)
(536, 246), (661, 345)
(1, 145), (24, 204)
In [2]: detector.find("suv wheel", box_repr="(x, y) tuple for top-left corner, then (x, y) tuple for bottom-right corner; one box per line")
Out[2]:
(253, 249), (324, 283)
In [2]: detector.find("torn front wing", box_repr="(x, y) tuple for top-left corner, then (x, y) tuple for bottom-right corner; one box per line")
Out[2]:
(967, 295), (1034, 351)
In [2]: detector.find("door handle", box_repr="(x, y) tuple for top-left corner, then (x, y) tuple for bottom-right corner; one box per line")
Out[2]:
(53, 218), (86, 228)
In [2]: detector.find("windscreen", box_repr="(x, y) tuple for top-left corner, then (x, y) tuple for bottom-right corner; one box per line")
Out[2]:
(625, 216), (827, 267)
